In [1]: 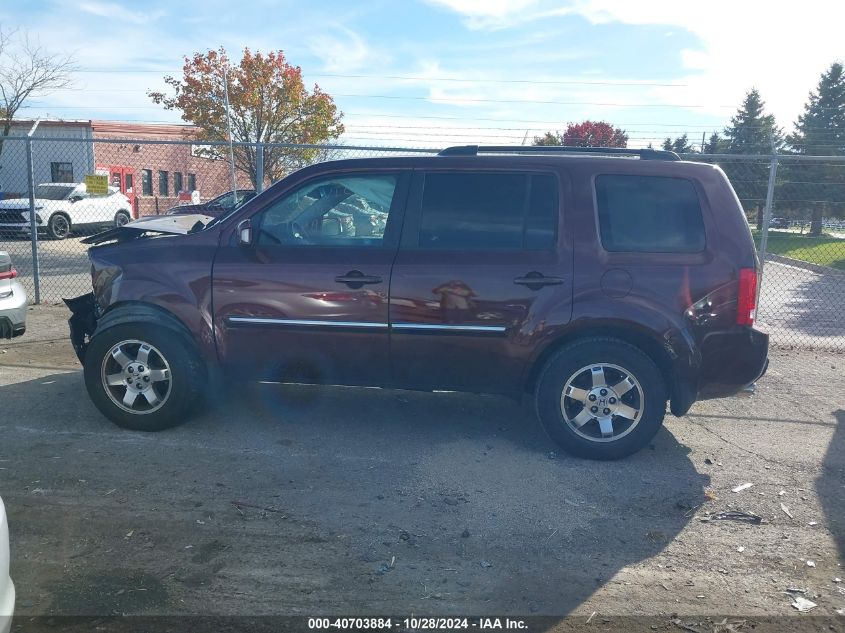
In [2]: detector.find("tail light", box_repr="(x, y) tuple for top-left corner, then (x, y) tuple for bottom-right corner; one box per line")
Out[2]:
(736, 268), (758, 326)
(0, 268), (17, 280)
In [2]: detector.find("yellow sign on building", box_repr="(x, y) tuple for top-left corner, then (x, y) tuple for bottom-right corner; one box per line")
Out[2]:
(84, 174), (109, 196)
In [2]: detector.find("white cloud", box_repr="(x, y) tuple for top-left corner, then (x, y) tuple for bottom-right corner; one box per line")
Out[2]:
(308, 27), (383, 73)
(423, 0), (538, 19)
(424, 0), (845, 130)
(422, 0), (574, 29)
(78, 1), (164, 25)
(570, 0), (845, 126)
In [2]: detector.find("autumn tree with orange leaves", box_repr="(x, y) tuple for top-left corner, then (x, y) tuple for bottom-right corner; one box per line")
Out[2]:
(150, 47), (344, 188)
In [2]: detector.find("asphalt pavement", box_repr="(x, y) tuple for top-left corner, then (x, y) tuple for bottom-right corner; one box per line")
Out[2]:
(0, 306), (843, 626)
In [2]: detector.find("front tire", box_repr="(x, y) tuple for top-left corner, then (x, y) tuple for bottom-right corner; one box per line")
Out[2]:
(114, 210), (131, 227)
(83, 323), (206, 431)
(46, 213), (70, 240)
(535, 337), (666, 460)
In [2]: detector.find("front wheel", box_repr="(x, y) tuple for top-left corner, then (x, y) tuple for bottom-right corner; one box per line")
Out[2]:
(114, 210), (131, 227)
(535, 337), (667, 460)
(83, 323), (206, 431)
(46, 213), (70, 240)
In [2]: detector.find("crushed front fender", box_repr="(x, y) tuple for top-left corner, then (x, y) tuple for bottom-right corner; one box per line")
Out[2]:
(63, 293), (97, 365)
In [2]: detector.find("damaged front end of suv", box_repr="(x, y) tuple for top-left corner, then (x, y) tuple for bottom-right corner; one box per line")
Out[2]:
(63, 213), (213, 365)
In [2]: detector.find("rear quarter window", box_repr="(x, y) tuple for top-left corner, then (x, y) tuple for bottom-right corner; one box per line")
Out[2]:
(595, 174), (706, 253)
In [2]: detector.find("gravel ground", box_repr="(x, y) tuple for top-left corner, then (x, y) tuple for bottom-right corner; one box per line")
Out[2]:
(1, 306), (844, 629)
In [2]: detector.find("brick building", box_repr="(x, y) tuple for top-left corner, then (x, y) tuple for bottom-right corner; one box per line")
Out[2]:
(92, 121), (242, 216)
(1, 119), (246, 217)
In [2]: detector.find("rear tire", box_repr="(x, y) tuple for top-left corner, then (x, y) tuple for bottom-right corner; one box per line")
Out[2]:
(535, 337), (666, 460)
(83, 323), (206, 431)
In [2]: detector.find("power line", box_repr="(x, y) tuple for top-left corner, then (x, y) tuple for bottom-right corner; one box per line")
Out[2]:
(70, 68), (689, 87)
(22, 93), (737, 108)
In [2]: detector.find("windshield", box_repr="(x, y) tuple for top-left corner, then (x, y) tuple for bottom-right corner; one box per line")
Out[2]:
(204, 188), (266, 229)
(34, 185), (75, 200)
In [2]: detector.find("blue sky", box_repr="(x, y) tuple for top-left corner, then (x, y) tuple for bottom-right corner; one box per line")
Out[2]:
(2, 0), (843, 148)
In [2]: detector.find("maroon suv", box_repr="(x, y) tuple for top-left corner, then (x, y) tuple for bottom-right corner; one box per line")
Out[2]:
(66, 145), (768, 460)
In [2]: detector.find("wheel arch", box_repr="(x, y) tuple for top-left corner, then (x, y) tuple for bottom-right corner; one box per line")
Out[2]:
(97, 300), (202, 357)
(47, 210), (71, 227)
(523, 322), (697, 416)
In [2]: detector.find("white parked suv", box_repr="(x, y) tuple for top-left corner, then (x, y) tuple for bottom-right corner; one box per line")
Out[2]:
(0, 497), (13, 633)
(0, 183), (132, 240)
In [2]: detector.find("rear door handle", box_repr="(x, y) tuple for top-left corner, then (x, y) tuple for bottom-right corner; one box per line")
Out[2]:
(513, 272), (565, 290)
(335, 270), (383, 288)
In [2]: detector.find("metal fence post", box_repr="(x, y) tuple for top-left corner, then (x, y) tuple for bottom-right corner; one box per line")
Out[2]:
(255, 142), (264, 194)
(25, 136), (40, 304)
(758, 139), (778, 275)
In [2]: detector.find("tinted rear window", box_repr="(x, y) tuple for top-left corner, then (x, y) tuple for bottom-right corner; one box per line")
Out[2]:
(595, 175), (705, 253)
(419, 172), (558, 250)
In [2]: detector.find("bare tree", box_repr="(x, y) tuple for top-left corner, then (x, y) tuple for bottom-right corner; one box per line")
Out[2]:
(0, 26), (75, 144)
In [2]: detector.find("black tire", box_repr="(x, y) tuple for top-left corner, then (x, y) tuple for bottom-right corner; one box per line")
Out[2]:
(535, 337), (666, 460)
(83, 322), (206, 431)
(46, 213), (71, 240)
(114, 210), (131, 227)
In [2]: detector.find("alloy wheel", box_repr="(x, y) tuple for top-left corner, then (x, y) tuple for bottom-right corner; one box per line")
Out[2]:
(560, 363), (644, 442)
(100, 339), (172, 414)
(51, 215), (69, 238)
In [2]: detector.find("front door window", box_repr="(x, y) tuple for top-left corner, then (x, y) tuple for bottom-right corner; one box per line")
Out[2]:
(255, 175), (398, 248)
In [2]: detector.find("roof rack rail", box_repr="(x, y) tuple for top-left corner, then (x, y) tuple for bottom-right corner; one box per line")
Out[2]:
(437, 145), (681, 161)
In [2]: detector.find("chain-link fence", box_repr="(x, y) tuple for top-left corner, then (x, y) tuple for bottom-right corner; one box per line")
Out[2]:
(0, 136), (843, 350)
(0, 136), (435, 305)
(681, 153), (845, 350)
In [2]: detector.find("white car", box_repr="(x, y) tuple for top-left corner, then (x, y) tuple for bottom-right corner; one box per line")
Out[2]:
(0, 252), (26, 339)
(0, 497), (13, 633)
(0, 183), (133, 240)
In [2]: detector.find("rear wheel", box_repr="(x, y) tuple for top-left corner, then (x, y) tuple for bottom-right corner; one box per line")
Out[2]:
(83, 323), (206, 431)
(46, 213), (70, 240)
(535, 337), (666, 460)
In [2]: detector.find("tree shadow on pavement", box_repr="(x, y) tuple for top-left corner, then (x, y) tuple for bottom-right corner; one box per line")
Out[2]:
(759, 262), (845, 343)
(818, 409), (845, 568)
(1, 371), (709, 617)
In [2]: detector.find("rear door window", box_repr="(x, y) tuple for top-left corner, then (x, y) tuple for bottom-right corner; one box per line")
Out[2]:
(595, 175), (705, 253)
(418, 172), (558, 250)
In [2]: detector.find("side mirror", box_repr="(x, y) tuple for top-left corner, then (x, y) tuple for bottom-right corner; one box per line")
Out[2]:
(237, 219), (252, 246)
(69, 195), (83, 203)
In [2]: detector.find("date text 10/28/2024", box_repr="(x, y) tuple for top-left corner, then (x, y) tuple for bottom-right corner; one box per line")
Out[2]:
(308, 618), (528, 630)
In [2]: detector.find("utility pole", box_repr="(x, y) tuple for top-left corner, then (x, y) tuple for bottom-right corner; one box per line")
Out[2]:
(222, 65), (238, 195)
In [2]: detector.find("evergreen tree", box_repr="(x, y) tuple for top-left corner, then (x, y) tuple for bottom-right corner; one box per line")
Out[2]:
(703, 132), (725, 154)
(786, 62), (845, 235)
(661, 134), (695, 153)
(722, 89), (784, 228)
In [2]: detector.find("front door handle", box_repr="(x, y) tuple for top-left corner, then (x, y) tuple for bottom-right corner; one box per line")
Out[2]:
(335, 270), (382, 289)
(514, 272), (565, 291)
